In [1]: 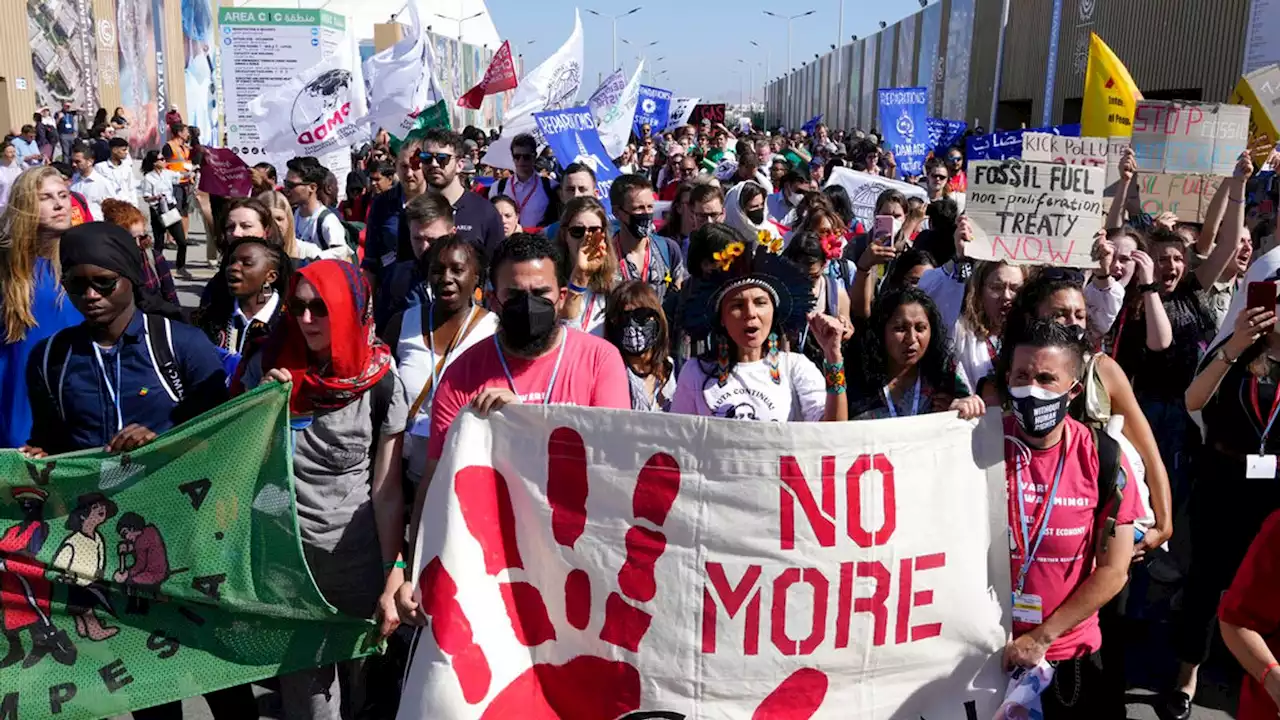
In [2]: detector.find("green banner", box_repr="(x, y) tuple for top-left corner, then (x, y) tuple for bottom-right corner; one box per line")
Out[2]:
(0, 384), (375, 719)
(389, 101), (454, 156)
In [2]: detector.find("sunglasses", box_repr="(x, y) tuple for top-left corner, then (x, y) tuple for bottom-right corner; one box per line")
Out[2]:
(287, 298), (330, 318)
(511, 153), (535, 161)
(929, 174), (948, 181)
(282, 180), (304, 190)
(567, 225), (604, 240)
(414, 152), (454, 168)
(64, 275), (120, 297)
(947, 156), (963, 163)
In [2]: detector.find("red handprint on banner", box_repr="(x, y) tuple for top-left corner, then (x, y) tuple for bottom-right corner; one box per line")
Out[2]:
(419, 426), (828, 719)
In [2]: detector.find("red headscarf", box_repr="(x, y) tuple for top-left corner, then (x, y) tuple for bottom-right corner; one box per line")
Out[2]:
(261, 259), (391, 414)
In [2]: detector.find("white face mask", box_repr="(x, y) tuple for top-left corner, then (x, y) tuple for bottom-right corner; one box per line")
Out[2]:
(787, 192), (804, 207)
(891, 217), (904, 238)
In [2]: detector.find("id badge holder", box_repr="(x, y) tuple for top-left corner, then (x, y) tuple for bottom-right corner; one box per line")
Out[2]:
(1012, 592), (1044, 624)
(1246, 454), (1277, 480)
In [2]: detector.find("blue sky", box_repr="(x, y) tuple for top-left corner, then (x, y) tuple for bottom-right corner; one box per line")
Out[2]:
(486, 1), (927, 103)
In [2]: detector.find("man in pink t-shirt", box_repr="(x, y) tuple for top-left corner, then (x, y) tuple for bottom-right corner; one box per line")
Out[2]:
(1002, 321), (1140, 718)
(396, 232), (630, 620)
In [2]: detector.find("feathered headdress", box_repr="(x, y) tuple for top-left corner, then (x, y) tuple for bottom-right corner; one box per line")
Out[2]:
(683, 244), (815, 339)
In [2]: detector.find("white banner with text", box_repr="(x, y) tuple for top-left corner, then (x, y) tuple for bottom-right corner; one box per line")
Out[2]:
(398, 407), (1011, 720)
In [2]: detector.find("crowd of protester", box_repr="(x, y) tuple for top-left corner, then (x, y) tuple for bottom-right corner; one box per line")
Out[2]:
(3, 107), (1280, 720)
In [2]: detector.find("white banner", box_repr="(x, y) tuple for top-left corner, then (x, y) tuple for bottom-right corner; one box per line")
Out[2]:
(363, 0), (444, 139)
(823, 167), (928, 228)
(669, 96), (701, 128)
(248, 47), (370, 156)
(590, 62), (644, 160)
(399, 406), (1011, 719)
(482, 10), (584, 170)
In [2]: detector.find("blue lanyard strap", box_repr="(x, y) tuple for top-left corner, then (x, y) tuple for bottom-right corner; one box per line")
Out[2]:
(1012, 428), (1069, 595)
(91, 342), (124, 434)
(493, 331), (567, 405)
(883, 376), (922, 418)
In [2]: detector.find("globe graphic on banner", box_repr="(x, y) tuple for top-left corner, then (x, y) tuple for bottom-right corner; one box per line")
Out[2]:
(896, 108), (915, 138)
(291, 69), (352, 137)
(642, 98), (657, 114)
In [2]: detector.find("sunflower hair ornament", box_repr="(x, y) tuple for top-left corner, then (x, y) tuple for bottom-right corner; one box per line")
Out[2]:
(759, 229), (783, 254)
(682, 243), (816, 345)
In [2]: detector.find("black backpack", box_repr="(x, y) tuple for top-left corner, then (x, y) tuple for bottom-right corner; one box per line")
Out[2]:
(316, 207), (364, 256)
(1091, 427), (1127, 556)
(41, 315), (185, 418)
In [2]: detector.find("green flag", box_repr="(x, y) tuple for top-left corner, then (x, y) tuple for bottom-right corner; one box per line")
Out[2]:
(0, 384), (375, 719)
(388, 100), (453, 155)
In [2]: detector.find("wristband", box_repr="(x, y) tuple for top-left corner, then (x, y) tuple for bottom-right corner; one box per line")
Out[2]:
(1262, 661), (1279, 684)
(384, 560), (407, 572)
(1228, 194), (1245, 204)
(567, 281), (589, 295)
(823, 360), (847, 395)
(1137, 282), (1159, 294)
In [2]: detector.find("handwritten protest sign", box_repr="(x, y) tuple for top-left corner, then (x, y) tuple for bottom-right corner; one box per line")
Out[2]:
(1021, 133), (1108, 166)
(879, 87), (930, 175)
(966, 160), (1106, 267)
(398, 406), (1010, 719)
(534, 106), (622, 213)
(1230, 64), (1280, 164)
(0, 384), (373, 719)
(824, 167), (928, 227)
(1130, 101), (1251, 175)
(1135, 172), (1226, 223)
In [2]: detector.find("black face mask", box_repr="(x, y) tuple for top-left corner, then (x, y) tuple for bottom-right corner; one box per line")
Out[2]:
(1009, 385), (1073, 438)
(745, 207), (766, 225)
(498, 290), (558, 355)
(625, 211), (655, 239)
(611, 308), (660, 356)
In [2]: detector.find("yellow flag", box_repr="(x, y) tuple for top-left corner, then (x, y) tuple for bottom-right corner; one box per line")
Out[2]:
(1081, 32), (1143, 137)
(1230, 64), (1280, 164)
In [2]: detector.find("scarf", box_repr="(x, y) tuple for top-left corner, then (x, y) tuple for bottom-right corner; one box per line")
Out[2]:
(60, 222), (182, 319)
(262, 259), (391, 414)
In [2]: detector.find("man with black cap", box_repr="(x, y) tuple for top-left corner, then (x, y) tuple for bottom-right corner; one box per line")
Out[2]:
(21, 222), (227, 458)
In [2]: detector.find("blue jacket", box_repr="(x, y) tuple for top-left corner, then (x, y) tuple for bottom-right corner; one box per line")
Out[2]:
(0, 259), (82, 448)
(361, 184), (405, 287)
(26, 311), (228, 453)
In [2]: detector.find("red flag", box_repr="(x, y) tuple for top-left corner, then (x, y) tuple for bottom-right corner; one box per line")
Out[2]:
(458, 41), (518, 109)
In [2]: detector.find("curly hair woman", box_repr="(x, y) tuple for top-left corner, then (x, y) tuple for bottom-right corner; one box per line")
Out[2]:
(848, 285), (981, 420)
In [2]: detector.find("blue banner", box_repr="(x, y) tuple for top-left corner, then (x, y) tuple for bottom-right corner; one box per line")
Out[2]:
(634, 86), (673, 134)
(927, 118), (968, 156)
(534, 106), (623, 215)
(878, 87), (930, 175)
(965, 123), (1081, 160)
(801, 114), (823, 134)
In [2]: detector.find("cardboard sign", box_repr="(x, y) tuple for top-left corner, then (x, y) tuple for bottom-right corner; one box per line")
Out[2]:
(1021, 133), (1108, 167)
(1130, 101), (1251, 175)
(1135, 172), (1226, 223)
(691, 103), (726, 126)
(398, 406), (1011, 719)
(823, 167), (928, 227)
(1230, 64), (1280, 164)
(966, 160), (1106, 267)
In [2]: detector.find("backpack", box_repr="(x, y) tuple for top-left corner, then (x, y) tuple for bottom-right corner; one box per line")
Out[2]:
(41, 315), (185, 420)
(1090, 427), (1126, 557)
(316, 207), (364, 256)
(368, 369), (397, 457)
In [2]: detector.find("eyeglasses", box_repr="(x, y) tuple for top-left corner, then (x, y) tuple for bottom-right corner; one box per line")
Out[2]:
(694, 211), (723, 222)
(287, 298), (330, 318)
(566, 225), (604, 240)
(929, 174), (948, 182)
(64, 275), (120, 297)
(511, 153), (535, 162)
(415, 152), (454, 168)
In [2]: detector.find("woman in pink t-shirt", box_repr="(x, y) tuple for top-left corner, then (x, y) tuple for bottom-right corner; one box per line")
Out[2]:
(999, 319), (1141, 718)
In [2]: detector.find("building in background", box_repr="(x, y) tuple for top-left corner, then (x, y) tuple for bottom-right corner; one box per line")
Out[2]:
(766, 0), (1256, 133)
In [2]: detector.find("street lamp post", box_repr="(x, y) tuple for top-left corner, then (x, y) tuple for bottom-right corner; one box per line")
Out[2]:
(586, 6), (642, 72)
(764, 9), (815, 129)
(737, 59), (757, 105)
(749, 40), (771, 85)
(621, 38), (659, 77)
(433, 10), (483, 43)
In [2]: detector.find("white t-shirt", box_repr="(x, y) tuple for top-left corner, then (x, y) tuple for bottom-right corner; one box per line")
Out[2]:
(69, 172), (109, 221)
(951, 319), (998, 394)
(917, 261), (967, 330)
(294, 207), (351, 260)
(670, 351), (826, 422)
(561, 290), (608, 337)
(494, 174), (555, 227)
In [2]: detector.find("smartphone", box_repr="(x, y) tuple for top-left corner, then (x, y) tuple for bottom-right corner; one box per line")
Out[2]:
(873, 215), (895, 246)
(1247, 281), (1278, 313)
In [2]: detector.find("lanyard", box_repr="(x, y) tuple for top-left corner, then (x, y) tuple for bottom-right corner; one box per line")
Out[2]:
(1011, 428), (1069, 595)
(618, 242), (651, 282)
(579, 293), (598, 332)
(91, 343), (124, 434)
(493, 332), (567, 405)
(428, 303), (478, 409)
(1109, 306), (1128, 359)
(883, 376), (922, 418)
(1250, 375), (1280, 454)
(985, 337), (1000, 363)
(511, 177), (538, 215)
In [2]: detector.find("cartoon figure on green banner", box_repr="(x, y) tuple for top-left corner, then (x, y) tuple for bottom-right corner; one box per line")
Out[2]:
(114, 511), (175, 614)
(50, 493), (120, 642)
(0, 486), (76, 669)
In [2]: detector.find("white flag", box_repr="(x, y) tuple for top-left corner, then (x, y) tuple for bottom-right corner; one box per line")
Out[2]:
(248, 48), (370, 156)
(668, 96), (701, 128)
(589, 61), (643, 159)
(363, 0), (444, 138)
(482, 9), (585, 170)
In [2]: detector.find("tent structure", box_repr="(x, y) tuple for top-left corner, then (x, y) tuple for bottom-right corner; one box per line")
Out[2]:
(232, 0), (502, 49)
